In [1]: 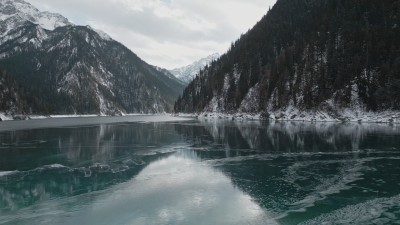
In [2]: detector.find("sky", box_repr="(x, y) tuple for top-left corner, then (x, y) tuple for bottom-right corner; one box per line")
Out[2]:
(26, 0), (277, 69)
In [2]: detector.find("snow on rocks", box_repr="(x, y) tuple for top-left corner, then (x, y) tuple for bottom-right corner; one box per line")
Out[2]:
(0, 0), (71, 39)
(176, 109), (400, 124)
(0, 112), (12, 121)
(87, 26), (113, 41)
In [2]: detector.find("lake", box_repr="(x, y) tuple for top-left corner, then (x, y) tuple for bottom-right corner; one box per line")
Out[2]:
(0, 116), (400, 225)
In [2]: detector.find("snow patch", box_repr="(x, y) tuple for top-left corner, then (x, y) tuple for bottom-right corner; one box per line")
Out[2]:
(95, 84), (107, 116)
(0, 0), (71, 38)
(169, 53), (220, 84)
(91, 27), (112, 41)
(45, 164), (67, 169)
(181, 108), (400, 124)
(0, 112), (12, 121)
(239, 83), (260, 113)
(0, 171), (17, 177)
(49, 115), (98, 118)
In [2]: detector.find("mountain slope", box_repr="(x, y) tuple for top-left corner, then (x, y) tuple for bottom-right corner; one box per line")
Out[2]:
(0, 0), (184, 115)
(169, 53), (219, 84)
(175, 0), (400, 120)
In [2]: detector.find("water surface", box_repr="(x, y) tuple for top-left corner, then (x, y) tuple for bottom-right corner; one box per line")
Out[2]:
(0, 118), (400, 224)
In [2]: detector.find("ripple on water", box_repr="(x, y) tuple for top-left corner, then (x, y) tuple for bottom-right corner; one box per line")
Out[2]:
(298, 194), (400, 225)
(276, 158), (372, 217)
(1, 140), (47, 147)
(0, 161), (145, 180)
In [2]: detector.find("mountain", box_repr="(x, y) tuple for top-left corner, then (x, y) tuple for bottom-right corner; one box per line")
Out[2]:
(169, 53), (219, 84)
(0, 0), (185, 116)
(175, 0), (400, 120)
(153, 66), (185, 86)
(0, 0), (72, 32)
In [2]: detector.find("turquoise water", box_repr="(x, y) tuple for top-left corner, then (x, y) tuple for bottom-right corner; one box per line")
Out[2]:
(0, 118), (400, 224)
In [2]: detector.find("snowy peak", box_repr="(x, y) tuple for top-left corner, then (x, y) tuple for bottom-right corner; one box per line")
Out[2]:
(0, 0), (113, 43)
(86, 26), (113, 41)
(169, 53), (220, 84)
(34, 11), (71, 30)
(0, 0), (71, 34)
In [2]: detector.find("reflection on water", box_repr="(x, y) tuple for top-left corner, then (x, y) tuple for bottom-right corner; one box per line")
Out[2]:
(0, 119), (400, 224)
(178, 120), (400, 153)
(0, 123), (183, 171)
(61, 151), (275, 225)
(0, 122), (184, 220)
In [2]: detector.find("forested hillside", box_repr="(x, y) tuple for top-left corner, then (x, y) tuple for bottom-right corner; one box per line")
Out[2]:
(0, 69), (29, 116)
(175, 0), (400, 119)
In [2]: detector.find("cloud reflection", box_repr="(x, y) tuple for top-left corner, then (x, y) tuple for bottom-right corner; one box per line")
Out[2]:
(66, 151), (277, 225)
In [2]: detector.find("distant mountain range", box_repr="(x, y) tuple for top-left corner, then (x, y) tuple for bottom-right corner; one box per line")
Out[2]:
(0, 0), (185, 116)
(175, 0), (400, 121)
(169, 53), (220, 84)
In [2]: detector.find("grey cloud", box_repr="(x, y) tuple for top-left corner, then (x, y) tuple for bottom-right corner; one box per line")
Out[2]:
(26, 0), (275, 68)
(28, 0), (238, 43)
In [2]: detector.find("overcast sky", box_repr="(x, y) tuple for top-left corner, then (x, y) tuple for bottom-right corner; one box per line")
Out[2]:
(26, 0), (277, 69)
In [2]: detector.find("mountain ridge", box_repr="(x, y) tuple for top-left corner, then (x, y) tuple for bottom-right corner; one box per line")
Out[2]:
(0, 0), (185, 116)
(175, 0), (400, 121)
(0, 0), (71, 33)
(169, 53), (219, 84)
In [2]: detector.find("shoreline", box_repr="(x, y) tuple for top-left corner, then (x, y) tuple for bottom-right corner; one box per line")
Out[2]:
(0, 113), (160, 121)
(1, 111), (399, 126)
(0, 114), (194, 132)
(176, 111), (400, 124)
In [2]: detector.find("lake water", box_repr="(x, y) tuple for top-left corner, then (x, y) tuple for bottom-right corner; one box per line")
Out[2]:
(0, 117), (400, 225)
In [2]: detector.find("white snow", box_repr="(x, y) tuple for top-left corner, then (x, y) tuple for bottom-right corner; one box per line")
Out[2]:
(88, 26), (113, 41)
(239, 83), (260, 113)
(95, 84), (108, 116)
(28, 115), (48, 119)
(0, 0), (71, 39)
(0, 28), (24, 44)
(0, 0), (114, 55)
(49, 114), (99, 118)
(169, 53), (220, 84)
(0, 171), (17, 177)
(177, 108), (400, 124)
(44, 164), (67, 169)
(36, 12), (70, 31)
(0, 112), (12, 121)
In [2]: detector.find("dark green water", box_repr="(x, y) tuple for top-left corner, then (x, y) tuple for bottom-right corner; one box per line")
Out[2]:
(0, 118), (400, 225)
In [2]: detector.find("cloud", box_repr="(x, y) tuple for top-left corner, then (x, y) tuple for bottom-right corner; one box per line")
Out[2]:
(26, 0), (277, 69)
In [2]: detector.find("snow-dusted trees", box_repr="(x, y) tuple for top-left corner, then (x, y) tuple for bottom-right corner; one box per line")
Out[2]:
(175, 0), (400, 113)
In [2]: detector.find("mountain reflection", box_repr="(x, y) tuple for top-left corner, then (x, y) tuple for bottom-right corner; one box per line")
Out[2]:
(0, 122), (184, 216)
(176, 120), (400, 224)
(0, 123), (183, 171)
(1, 120), (400, 225)
(177, 120), (400, 153)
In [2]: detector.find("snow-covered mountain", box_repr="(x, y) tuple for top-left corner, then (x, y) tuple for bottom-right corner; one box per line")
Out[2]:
(169, 53), (220, 84)
(0, 0), (184, 116)
(175, 0), (400, 121)
(0, 0), (71, 34)
(153, 66), (185, 84)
